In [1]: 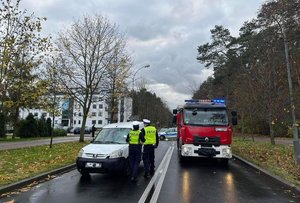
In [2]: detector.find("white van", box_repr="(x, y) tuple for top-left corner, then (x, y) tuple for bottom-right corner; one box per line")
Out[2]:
(76, 121), (144, 176)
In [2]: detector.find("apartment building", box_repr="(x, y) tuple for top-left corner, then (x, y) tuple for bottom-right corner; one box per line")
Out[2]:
(19, 95), (133, 129)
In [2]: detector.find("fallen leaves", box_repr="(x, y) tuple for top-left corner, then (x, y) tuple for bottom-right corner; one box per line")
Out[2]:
(4, 199), (15, 203)
(0, 142), (88, 187)
(232, 138), (300, 187)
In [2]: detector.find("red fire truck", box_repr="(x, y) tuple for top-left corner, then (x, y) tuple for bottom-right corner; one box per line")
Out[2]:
(173, 99), (237, 164)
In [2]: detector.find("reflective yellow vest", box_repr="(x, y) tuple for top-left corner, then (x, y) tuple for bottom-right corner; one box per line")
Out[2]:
(129, 130), (141, 144)
(144, 126), (156, 145)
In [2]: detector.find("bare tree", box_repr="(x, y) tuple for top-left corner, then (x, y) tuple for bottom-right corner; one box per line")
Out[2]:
(104, 43), (132, 123)
(55, 14), (128, 142)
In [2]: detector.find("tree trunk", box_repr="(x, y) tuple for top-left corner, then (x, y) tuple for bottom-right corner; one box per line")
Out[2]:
(50, 111), (54, 148)
(80, 110), (88, 142)
(268, 112), (275, 145)
(12, 106), (19, 139)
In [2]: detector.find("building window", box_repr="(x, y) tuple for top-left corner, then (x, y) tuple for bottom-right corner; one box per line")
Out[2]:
(93, 104), (96, 109)
(92, 112), (96, 116)
(92, 120), (96, 124)
(99, 104), (103, 109)
(74, 112), (76, 116)
(34, 112), (38, 117)
(79, 120), (81, 124)
(55, 120), (58, 124)
(74, 120), (76, 124)
(98, 112), (102, 117)
(79, 112), (82, 116)
(42, 113), (47, 117)
(98, 120), (102, 124)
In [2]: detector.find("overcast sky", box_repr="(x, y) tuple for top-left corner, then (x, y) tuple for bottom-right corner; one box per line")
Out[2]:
(20, 0), (265, 110)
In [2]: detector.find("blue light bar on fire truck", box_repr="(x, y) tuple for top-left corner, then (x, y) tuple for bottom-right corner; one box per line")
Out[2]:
(184, 99), (226, 104)
(212, 99), (225, 104)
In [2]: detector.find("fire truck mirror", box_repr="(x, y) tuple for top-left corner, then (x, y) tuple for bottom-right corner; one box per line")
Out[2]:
(173, 116), (177, 124)
(232, 117), (238, 125)
(231, 111), (237, 117)
(231, 111), (238, 125)
(173, 109), (178, 114)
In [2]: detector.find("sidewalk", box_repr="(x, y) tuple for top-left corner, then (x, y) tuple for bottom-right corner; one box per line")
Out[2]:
(0, 134), (92, 150)
(235, 134), (294, 146)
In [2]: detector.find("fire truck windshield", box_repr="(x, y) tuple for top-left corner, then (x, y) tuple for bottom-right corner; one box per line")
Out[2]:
(183, 108), (228, 126)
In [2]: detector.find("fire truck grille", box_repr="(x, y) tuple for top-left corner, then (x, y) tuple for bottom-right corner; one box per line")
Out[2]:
(193, 136), (220, 147)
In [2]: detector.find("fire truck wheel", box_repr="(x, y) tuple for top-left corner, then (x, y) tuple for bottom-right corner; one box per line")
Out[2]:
(177, 146), (185, 163)
(220, 159), (229, 166)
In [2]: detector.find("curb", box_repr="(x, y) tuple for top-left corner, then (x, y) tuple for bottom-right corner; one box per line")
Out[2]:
(233, 154), (300, 192)
(0, 164), (76, 196)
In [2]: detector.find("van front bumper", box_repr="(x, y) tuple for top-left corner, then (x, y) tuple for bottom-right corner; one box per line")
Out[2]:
(76, 157), (126, 173)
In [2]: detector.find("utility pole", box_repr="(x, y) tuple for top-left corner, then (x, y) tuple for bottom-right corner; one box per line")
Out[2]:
(132, 64), (150, 91)
(281, 23), (300, 164)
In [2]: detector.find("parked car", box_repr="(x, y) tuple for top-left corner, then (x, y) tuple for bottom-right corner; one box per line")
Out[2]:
(73, 127), (91, 134)
(76, 121), (144, 176)
(159, 127), (177, 140)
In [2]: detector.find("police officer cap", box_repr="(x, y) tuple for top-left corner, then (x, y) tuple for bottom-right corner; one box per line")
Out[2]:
(132, 121), (140, 126)
(143, 119), (150, 124)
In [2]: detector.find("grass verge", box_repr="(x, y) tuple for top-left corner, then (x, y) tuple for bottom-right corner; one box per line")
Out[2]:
(232, 137), (300, 187)
(0, 141), (88, 187)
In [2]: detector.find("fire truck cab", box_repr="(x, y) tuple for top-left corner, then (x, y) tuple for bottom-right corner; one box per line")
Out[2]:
(173, 99), (237, 164)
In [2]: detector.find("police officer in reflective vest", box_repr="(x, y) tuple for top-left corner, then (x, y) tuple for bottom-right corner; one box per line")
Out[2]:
(141, 119), (159, 178)
(126, 121), (145, 182)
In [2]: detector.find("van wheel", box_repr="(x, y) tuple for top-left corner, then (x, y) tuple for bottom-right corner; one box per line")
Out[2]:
(80, 169), (90, 177)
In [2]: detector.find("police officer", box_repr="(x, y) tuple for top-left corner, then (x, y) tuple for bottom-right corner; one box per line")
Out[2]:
(141, 119), (159, 178)
(126, 121), (145, 182)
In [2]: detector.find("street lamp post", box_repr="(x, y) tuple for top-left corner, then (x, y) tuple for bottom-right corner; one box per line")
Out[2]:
(132, 64), (150, 90)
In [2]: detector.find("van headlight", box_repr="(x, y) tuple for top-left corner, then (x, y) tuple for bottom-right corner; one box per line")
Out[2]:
(109, 150), (123, 158)
(78, 149), (84, 157)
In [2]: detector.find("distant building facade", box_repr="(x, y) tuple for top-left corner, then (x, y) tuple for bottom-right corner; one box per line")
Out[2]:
(19, 95), (133, 129)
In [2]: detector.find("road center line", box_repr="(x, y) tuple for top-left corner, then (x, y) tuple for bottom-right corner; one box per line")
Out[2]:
(150, 146), (174, 203)
(138, 146), (173, 203)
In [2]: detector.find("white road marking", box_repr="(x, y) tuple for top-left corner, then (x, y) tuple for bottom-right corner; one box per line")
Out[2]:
(138, 146), (174, 203)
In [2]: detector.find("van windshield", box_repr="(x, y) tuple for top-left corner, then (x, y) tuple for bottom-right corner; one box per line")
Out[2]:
(94, 128), (130, 144)
(183, 108), (228, 126)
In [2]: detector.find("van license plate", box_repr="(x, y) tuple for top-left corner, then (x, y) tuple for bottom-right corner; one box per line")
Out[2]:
(86, 162), (102, 168)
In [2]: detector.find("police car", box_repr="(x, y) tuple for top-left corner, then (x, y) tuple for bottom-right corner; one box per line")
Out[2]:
(76, 121), (144, 176)
(159, 127), (177, 140)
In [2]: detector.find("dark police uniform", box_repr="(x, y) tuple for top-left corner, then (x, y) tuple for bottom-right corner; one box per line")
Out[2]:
(141, 122), (159, 178)
(126, 126), (145, 182)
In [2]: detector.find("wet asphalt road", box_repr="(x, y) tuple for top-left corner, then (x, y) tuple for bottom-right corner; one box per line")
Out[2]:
(1, 141), (299, 203)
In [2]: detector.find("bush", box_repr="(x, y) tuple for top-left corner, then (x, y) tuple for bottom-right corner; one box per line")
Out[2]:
(37, 115), (48, 137)
(53, 128), (67, 137)
(16, 113), (39, 138)
(0, 113), (6, 138)
(46, 118), (52, 137)
(273, 122), (289, 137)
